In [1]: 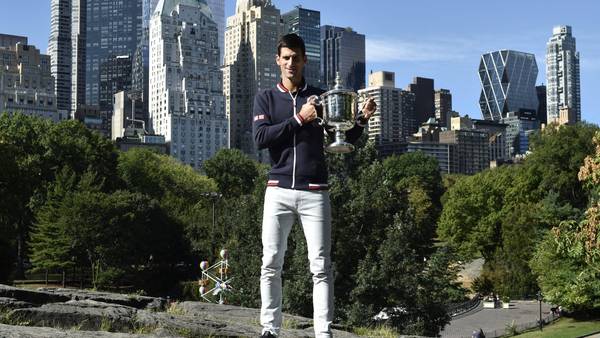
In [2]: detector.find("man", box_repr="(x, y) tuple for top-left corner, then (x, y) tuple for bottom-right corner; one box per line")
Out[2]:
(253, 33), (376, 338)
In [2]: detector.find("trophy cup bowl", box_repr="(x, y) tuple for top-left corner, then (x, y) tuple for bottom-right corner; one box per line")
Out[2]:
(314, 73), (365, 153)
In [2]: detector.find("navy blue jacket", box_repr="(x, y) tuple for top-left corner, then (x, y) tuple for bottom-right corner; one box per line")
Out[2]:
(253, 81), (366, 190)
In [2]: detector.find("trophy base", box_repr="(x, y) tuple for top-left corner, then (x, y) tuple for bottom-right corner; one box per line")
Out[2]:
(325, 141), (355, 154)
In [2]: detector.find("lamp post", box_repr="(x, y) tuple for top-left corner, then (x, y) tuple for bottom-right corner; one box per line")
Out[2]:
(202, 192), (222, 254)
(537, 291), (543, 331)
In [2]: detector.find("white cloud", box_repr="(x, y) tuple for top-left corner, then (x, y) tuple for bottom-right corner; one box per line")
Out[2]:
(366, 37), (471, 63)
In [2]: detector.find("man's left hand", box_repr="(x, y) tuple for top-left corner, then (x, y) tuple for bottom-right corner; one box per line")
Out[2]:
(361, 97), (377, 120)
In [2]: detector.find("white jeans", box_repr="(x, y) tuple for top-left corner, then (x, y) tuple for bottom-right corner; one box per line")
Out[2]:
(260, 186), (333, 338)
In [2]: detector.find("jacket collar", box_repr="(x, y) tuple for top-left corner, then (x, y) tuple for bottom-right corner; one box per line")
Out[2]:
(277, 79), (308, 93)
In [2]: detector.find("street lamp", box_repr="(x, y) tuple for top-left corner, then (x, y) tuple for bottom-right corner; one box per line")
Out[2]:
(537, 291), (543, 331)
(201, 192), (222, 254)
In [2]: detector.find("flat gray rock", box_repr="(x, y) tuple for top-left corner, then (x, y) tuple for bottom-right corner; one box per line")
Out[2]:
(0, 284), (363, 337)
(0, 285), (70, 305)
(37, 288), (166, 311)
(6, 300), (137, 331)
(0, 323), (180, 338)
(0, 297), (35, 312)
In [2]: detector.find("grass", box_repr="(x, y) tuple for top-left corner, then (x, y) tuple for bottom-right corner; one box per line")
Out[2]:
(353, 324), (400, 338)
(514, 317), (600, 337)
(167, 301), (185, 316)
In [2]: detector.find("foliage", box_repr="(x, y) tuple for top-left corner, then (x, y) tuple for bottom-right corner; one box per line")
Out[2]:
(0, 113), (118, 278)
(202, 149), (259, 198)
(117, 148), (217, 262)
(438, 123), (596, 298)
(30, 176), (185, 289)
(531, 130), (600, 312)
(330, 149), (460, 336)
(527, 122), (598, 208)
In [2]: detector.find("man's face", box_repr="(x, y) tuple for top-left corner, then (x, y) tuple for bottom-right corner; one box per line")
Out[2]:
(276, 47), (307, 83)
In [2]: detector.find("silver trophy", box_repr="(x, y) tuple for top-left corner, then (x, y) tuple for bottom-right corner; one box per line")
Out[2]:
(313, 73), (368, 153)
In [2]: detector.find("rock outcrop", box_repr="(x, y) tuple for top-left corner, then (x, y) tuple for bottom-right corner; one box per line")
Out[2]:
(0, 284), (362, 337)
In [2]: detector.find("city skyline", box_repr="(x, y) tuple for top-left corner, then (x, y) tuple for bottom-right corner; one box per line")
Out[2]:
(0, 0), (599, 124)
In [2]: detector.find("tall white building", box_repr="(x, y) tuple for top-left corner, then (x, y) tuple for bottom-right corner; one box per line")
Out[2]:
(149, 0), (229, 169)
(546, 25), (581, 124)
(358, 71), (416, 145)
(223, 0), (283, 159)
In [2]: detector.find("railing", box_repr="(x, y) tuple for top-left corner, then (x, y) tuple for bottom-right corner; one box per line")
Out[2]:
(446, 295), (482, 318)
(477, 312), (560, 338)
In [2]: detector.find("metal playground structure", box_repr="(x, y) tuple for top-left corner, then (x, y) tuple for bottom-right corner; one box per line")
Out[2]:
(198, 249), (233, 304)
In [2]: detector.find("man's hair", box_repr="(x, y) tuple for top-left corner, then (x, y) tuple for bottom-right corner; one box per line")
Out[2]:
(277, 33), (306, 56)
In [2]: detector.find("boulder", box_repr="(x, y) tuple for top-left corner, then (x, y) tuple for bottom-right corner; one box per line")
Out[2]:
(0, 297), (35, 312)
(0, 284), (363, 337)
(6, 300), (137, 332)
(0, 285), (69, 305)
(0, 323), (180, 338)
(37, 288), (166, 311)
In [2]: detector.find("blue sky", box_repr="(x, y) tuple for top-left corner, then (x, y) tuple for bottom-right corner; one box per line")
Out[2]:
(2, 0), (599, 124)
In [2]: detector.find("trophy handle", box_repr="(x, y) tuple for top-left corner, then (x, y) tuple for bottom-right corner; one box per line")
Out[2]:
(308, 95), (326, 127)
(358, 93), (371, 112)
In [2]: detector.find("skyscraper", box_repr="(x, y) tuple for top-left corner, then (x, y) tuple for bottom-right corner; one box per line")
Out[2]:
(434, 89), (452, 128)
(283, 6), (321, 88)
(321, 25), (365, 91)
(406, 77), (435, 130)
(223, 0), (283, 158)
(207, 0), (225, 65)
(150, 0), (228, 169)
(0, 35), (63, 122)
(501, 110), (539, 157)
(70, 0), (143, 115)
(48, 0), (72, 115)
(359, 71), (416, 146)
(99, 55), (132, 114)
(536, 85), (547, 125)
(440, 116), (490, 175)
(131, 0), (160, 113)
(546, 25), (581, 124)
(478, 50), (539, 121)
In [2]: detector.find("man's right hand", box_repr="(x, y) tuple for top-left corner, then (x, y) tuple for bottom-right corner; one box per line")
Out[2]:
(298, 102), (317, 123)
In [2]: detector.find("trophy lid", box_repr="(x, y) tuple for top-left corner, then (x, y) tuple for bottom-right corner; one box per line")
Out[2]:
(334, 72), (344, 90)
(323, 71), (356, 97)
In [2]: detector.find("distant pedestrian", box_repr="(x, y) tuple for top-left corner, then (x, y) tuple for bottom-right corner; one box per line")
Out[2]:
(472, 328), (486, 338)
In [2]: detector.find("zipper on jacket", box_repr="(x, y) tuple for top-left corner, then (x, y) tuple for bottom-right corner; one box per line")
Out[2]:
(289, 91), (299, 189)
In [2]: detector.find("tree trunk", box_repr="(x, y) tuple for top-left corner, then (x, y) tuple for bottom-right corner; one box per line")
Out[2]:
(45, 269), (48, 285)
(62, 269), (66, 288)
(14, 229), (25, 279)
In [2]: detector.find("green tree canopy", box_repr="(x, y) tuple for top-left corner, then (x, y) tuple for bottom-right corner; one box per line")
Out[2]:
(202, 149), (260, 198)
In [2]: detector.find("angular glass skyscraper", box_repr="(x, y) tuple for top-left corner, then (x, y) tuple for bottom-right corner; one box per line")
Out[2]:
(321, 25), (365, 91)
(283, 6), (321, 88)
(546, 25), (581, 124)
(478, 50), (539, 121)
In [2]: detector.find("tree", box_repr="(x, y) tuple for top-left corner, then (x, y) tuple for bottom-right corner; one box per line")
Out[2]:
(117, 148), (218, 261)
(329, 149), (453, 333)
(526, 122), (598, 208)
(531, 130), (600, 312)
(28, 168), (80, 283)
(0, 113), (119, 279)
(0, 142), (20, 281)
(202, 149), (259, 198)
(30, 169), (185, 290)
(349, 214), (463, 336)
(437, 166), (516, 260)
